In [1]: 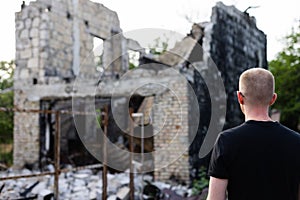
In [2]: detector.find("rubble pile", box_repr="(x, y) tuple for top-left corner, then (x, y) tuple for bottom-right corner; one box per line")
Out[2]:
(0, 165), (204, 200)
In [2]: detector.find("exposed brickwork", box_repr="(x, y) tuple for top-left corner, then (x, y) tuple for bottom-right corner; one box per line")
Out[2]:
(14, 0), (125, 168)
(153, 73), (191, 184)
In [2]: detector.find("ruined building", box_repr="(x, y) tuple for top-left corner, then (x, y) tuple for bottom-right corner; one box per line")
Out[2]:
(14, 0), (266, 184)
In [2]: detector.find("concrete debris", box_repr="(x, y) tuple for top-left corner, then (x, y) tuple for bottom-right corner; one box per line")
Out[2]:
(0, 165), (205, 200)
(116, 186), (130, 200)
(37, 189), (53, 200)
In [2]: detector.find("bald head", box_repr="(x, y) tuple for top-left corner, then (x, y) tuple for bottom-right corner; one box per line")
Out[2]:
(239, 68), (275, 106)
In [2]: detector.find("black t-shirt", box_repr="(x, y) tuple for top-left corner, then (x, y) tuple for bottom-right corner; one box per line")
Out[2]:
(208, 120), (300, 200)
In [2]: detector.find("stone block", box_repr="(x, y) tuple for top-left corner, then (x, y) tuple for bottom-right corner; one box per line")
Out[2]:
(40, 39), (48, 48)
(20, 49), (32, 59)
(41, 13), (50, 21)
(108, 195), (117, 200)
(20, 29), (29, 39)
(32, 17), (40, 27)
(16, 41), (23, 50)
(19, 68), (30, 79)
(28, 58), (39, 68)
(20, 8), (29, 20)
(25, 18), (32, 28)
(31, 182), (47, 195)
(37, 189), (53, 200)
(32, 38), (39, 47)
(116, 186), (130, 200)
(29, 6), (40, 18)
(20, 38), (31, 49)
(32, 47), (39, 57)
(40, 30), (48, 39)
(39, 52), (47, 60)
(40, 22), (48, 30)
(30, 28), (39, 38)
(15, 21), (24, 30)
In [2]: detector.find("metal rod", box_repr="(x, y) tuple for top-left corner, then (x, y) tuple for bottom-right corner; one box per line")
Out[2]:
(129, 108), (134, 200)
(0, 107), (100, 116)
(102, 105), (108, 200)
(0, 164), (103, 181)
(0, 171), (55, 181)
(141, 114), (144, 200)
(54, 111), (61, 200)
(131, 112), (144, 200)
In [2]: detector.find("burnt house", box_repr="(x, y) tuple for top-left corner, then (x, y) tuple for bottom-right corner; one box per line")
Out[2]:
(14, 0), (266, 184)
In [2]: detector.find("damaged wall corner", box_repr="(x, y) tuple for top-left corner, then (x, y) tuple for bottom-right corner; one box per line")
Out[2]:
(13, 0), (127, 168)
(150, 1), (267, 184)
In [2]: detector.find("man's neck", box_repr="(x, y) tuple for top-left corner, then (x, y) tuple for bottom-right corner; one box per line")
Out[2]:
(244, 106), (273, 122)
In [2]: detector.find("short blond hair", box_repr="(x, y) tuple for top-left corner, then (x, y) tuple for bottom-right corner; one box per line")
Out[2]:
(239, 68), (275, 106)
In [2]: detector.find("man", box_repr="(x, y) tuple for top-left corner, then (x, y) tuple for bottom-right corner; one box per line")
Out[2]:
(207, 68), (300, 200)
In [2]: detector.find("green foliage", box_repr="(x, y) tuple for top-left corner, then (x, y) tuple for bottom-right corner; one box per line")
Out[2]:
(0, 92), (14, 142)
(0, 147), (13, 167)
(96, 108), (102, 128)
(95, 55), (102, 66)
(129, 62), (136, 70)
(0, 60), (14, 167)
(128, 35), (170, 70)
(269, 25), (300, 131)
(149, 36), (169, 55)
(192, 166), (209, 196)
(0, 60), (14, 89)
(0, 60), (14, 143)
(128, 50), (140, 70)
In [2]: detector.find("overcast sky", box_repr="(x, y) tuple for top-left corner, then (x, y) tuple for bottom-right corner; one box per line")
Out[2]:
(1, 0), (299, 62)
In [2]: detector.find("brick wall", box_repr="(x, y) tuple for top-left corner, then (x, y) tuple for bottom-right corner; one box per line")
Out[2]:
(153, 71), (191, 184)
(14, 0), (124, 168)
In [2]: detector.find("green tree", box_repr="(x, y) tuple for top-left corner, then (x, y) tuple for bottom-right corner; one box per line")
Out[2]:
(269, 25), (300, 131)
(0, 60), (14, 166)
(0, 60), (14, 143)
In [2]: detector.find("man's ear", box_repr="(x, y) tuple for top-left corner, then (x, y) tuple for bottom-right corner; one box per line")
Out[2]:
(237, 91), (244, 105)
(269, 93), (277, 106)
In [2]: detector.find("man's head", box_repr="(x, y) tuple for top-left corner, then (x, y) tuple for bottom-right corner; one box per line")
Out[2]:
(238, 68), (276, 107)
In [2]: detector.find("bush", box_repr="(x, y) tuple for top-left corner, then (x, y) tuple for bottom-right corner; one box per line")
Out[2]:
(192, 166), (209, 196)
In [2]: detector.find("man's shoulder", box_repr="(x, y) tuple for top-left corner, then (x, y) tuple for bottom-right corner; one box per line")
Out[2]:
(278, 123), (299, 134)
(216, 123), (248, 145)
(220, 121), (300, 143)
(277, 123), (300, 141)
(220, 123), (247, 137)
